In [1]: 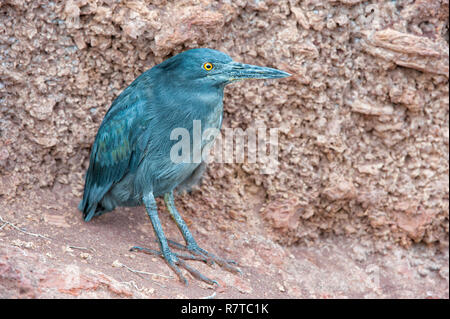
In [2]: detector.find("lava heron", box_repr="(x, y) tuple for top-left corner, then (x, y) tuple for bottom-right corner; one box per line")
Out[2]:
(79, 48), (290, 285)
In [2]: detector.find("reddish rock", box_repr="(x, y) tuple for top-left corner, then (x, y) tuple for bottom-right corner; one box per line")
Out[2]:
(323, 176), (357, 202)
(262, 196), (301, 233)
(0, 245), (143, 298)
(394, 201), (436, 242)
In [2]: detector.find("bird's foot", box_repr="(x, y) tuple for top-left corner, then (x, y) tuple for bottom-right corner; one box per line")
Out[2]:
(166, 239), (242, 275)
(130, 245), (219, 286)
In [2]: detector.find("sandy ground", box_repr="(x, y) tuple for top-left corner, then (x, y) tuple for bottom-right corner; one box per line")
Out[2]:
(0, 184), (448, 299)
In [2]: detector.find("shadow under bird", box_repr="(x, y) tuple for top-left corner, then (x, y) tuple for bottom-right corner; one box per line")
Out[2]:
(79, 48), (290, 285)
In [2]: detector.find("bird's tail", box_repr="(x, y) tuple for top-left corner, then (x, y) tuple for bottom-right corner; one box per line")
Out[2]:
(79, 181), (112, 222)
(78, 197), (97, 222)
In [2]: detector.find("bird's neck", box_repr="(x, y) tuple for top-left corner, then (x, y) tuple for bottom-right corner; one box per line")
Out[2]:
(154, 79), (224, 124)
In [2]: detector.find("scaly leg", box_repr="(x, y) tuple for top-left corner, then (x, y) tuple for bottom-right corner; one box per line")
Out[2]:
(130, 192), (218, 285)
(164, 191), (241, 274)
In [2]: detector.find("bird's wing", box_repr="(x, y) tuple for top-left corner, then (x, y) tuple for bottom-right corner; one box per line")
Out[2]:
(79, 86), (150, 221)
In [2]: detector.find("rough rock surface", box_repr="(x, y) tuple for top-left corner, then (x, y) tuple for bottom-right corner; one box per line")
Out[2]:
(0, 0), (448, 298)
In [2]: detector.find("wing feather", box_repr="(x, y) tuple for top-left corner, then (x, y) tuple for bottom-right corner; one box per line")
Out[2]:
(79, 82), (151, 221)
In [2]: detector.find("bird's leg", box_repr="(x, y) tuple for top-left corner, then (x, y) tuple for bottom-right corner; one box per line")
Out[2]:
(164, 191), (241, 274)
(130, 192), (218, 285)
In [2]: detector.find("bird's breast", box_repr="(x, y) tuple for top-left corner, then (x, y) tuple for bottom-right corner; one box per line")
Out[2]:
(203, 102), (223, 130)
(191, 89), (224, 129)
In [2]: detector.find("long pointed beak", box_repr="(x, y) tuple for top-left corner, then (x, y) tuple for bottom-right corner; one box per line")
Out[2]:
(226, 61), (291, 82)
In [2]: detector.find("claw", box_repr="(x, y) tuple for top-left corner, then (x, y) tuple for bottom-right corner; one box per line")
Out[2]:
(167, 259), (188, 286)
(130, 245), (161, 255)
(130, 245), (219, 285)
(167, 239), (242, 275)
(178, 259), (218, 286)
(132, 245), (208, 262)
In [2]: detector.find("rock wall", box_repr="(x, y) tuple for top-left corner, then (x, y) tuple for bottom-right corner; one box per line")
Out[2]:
(1, 0), (448, 249)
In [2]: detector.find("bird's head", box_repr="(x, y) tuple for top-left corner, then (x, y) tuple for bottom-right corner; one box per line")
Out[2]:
(156, 48), (291, 88)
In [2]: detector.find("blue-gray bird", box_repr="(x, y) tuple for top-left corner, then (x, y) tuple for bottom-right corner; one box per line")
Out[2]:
(79, 48), (290, 285)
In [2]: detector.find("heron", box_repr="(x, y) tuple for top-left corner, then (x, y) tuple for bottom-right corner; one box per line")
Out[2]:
(79, 48), (290, 285)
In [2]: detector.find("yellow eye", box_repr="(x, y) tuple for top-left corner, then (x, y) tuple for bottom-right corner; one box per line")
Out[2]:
(203, 62), (213, 71)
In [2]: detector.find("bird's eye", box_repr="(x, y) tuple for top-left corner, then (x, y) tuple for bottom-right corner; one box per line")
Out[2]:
(203, 62), (213, 71)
